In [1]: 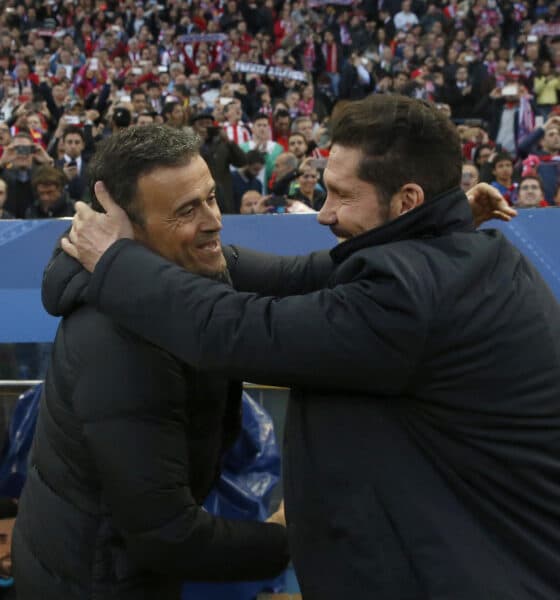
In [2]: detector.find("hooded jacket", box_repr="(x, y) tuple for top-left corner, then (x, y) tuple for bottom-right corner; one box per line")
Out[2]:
(79, 187), (560, 600)
(12, 248), (289, 600)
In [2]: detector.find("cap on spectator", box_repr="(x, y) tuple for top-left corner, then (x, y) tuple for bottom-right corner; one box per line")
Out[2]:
(113, 107), (132, 128)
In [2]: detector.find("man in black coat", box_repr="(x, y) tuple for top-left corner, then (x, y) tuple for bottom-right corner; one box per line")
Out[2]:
(12, 126), (289, 600)
(63, 96), (560, 599)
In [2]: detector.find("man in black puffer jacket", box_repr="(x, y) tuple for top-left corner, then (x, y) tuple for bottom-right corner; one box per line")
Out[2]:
(62, 96), (560, 600)
(12, 126), (289, 600)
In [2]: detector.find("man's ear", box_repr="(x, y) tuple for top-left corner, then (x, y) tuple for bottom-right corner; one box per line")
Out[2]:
(392, 183), (424, 217)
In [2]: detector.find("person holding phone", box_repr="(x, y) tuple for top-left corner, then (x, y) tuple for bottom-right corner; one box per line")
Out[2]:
(0, 132), (54, 218)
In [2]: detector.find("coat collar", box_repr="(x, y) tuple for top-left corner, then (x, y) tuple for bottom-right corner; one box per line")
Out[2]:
(330, 187), (475, 264)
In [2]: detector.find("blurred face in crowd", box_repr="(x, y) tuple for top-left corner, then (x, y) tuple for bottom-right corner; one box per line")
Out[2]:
(134, 155), (226, 277)
(298, 163), (319, 197)
(286, 91), (300, 108)
(246, 159), (264, 178)
(12, 136), (34, 170)
(295, 118), (313, 142)
(137, 113), (155, 126)
(252, 118), (270, 142)
(517, 178), (543, 208)
(274, 153), (296, 179)
(63, 133), (84, 159)
(0, 179), (7, 209)
(492, 159), (513, 185)
(36, 182), (63, 208)
(461, 163), (479, 192)
(192, 117), (214, 140)
(0, 124), (11, 147)
(275, 115), (291, 136)
(26, 113), (43, 132)
(240, 190), (262, 214)
(542, 126), (560, 154)
(455, 66), (468, 83)
(318, 145), (403, 239)
(225, 101), (242, 123)
(132, 92), (147, 114)
(288, 133), (307, 159)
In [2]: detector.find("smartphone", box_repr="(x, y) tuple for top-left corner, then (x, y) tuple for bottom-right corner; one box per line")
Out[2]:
(119, 95), (131, 103)
(131, 67), (143, 75)
(157, 65), (168, 73)
(501, 84), (519, 97)
(65, 115), (80, 125)
(309, 157), (327, 169)
(90, 58), (99, 71)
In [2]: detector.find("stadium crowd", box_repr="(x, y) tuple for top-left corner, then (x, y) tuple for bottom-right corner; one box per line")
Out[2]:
(0, 0), (559, 219)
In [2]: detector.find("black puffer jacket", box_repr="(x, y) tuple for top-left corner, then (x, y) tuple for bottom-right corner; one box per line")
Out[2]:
(12, 249), (289, 600)
(80, 188), (560, 600)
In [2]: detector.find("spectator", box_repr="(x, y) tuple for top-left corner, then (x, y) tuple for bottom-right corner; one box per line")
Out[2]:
(162, 101), (187, 129)
(518, 116), (560, 203)
(240, 113), (283, 191)
(394, 0), (419, 31)
(490, 152), (517, 204)
(339, 51), (376, 100)
(533, 61), (560, 120)
(461, 163), (480, 193)
(26, 165), (74, 219)
(0, 177), (12, 219)
(288, 132), (308, 162)
(191, 112), (246, 214)
(130, 88), (148, 117)
(0, 123), (11, 159)
(0, 132), (54, 218)
(239, 189), (264, 215)
(135, 111), (156, 127)
(111, 107), (132, 133)
(223, 100), (251, 145)
(272, 109), (292, 150)
(231, 150), (265, 213)
(515, 175), (549, 208)
(288, 158), (326, 210)
(269, 151), (299, 196)
(56, 126), (88, 202)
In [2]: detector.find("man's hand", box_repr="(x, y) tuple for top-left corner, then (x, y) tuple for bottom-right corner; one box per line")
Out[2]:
(466, 182), (517, 228)
(266, 500), (286, 527)
(61, 181), (134, 272)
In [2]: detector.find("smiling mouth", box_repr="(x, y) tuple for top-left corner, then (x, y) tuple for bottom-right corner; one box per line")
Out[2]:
(197, 239), (221, 253)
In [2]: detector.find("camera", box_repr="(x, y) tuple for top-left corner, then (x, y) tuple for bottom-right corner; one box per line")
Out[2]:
(15, 145), (35, 156)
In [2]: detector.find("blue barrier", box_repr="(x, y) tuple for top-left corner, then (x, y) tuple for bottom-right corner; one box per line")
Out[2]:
(0, 210), (559, 343)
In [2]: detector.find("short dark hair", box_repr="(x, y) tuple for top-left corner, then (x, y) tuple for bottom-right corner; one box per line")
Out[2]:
(131, 87), (146, 98)
(518, 174), (544, 192)
(331, 95), (462, 203)
(253, 112), (269, 123)
(62, 125), (85, 142)
(246, 149), (265, 165)
(491, 151), (513, 168)
(32, 165), (66, 191)
(88, 125), (199, 225)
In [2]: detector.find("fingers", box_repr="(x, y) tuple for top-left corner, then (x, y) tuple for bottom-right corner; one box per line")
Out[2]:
(61, 235), (79, 260)
(93, 181), (119, 214)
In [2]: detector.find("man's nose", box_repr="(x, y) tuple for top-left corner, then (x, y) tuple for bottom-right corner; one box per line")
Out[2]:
(317, 199), (336, 225)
